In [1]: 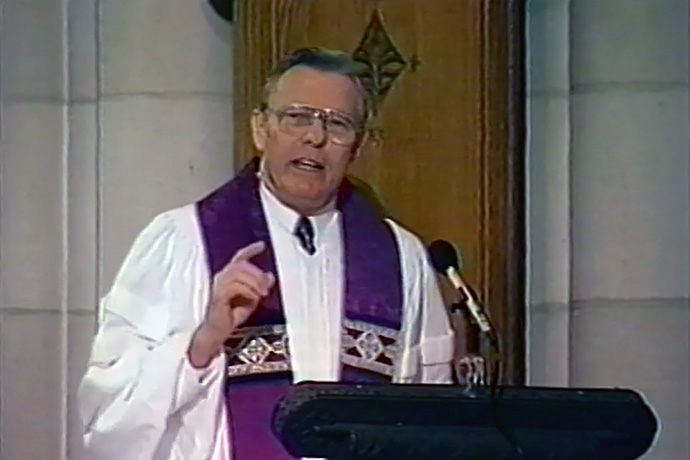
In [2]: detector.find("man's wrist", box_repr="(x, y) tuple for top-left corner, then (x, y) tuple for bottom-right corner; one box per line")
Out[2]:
(187, 325), (226, 369)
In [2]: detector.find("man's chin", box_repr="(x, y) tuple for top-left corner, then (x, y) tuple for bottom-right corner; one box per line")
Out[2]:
(294, 196), (329, 213)
(283, 190), (333, 215)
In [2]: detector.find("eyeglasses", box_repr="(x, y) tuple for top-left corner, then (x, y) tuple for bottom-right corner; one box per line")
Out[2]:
(265, 105), (362, 147)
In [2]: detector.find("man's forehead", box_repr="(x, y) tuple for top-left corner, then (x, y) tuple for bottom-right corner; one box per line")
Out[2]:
(269, 67), (362, 113)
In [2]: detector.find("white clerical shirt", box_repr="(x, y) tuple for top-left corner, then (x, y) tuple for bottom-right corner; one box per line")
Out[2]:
(259, 182), (344, 384)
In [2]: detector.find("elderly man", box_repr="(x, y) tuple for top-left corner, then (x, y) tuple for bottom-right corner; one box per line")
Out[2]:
(79, 48), (454, 460)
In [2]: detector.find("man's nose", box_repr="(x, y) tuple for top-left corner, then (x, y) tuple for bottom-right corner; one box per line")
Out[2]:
(301, 119), (328, 148)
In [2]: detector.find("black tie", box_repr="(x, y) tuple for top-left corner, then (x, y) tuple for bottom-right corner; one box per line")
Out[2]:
(294, 216), (316, 255)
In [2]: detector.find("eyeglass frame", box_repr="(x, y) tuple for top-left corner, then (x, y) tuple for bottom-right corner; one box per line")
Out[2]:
(260, 104), (366, 147)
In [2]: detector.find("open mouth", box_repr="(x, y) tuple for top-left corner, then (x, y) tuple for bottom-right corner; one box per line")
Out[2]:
(291, 158), (325, 172)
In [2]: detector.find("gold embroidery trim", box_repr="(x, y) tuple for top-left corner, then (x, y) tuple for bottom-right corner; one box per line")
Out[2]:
(225, 319), (400, 378)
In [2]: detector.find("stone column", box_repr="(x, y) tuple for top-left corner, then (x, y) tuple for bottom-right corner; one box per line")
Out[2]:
(569, 1), (689, 459)
(526, 0), (573, 387)
(64, 1), (100, 457)
(0, 1), (69, 458)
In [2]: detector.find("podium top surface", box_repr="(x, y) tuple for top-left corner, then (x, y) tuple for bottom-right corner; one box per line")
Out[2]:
(273, 382), (658, 460)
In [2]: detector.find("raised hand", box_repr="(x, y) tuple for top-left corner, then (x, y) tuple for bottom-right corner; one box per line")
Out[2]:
(188, 241), (275, 368)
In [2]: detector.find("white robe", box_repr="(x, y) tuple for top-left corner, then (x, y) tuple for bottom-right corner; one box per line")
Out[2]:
(78, 191), (455, 460)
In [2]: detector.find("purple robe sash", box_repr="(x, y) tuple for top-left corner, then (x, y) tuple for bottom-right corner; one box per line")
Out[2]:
(196, 158), (403, 459)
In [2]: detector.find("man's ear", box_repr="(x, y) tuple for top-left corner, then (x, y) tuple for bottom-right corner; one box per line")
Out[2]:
(251, 109), (268, 152)
(351, 129), (371, 161)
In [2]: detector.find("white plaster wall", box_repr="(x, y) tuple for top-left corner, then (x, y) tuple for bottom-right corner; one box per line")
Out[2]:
(98, 0), (235, 289)
(0, 1), (234, 458)
(527, 1), (690, 459)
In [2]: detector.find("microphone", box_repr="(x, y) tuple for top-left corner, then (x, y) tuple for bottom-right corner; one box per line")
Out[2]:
(429, 241), (520, 453)
(428, 240), (494, 336)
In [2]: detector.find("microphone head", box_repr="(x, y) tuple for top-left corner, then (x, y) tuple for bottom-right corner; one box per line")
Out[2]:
(428, 240), (462, 273)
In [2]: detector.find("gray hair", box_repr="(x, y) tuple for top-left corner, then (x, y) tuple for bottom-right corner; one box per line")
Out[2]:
(261, 47), (376, 128)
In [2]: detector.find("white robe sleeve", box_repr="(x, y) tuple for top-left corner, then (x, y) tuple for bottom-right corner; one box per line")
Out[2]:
(417, 244), (455, 384)
(387, 220), (455, 384)
(78, 208), (225, 460)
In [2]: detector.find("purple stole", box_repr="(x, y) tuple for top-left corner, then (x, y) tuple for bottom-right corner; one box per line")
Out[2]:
(196, 159), (403, 459)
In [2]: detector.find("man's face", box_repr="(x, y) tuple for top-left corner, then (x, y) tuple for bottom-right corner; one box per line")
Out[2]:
(251, 67), (365, 216)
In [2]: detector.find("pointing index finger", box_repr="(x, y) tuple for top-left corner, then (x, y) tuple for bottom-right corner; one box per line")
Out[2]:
(230, 241), (267, 264)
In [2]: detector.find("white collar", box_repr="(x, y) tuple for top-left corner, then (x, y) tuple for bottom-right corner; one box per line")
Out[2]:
(259, 180), (339, 243)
